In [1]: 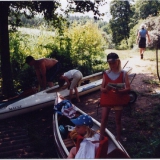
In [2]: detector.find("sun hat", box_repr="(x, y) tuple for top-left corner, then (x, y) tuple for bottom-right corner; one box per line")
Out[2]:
(71, 115), (93, 128)
(107, 52), (119, 62)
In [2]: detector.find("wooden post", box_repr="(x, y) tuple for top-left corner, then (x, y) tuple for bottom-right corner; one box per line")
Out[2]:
(156, 41), (160, 81)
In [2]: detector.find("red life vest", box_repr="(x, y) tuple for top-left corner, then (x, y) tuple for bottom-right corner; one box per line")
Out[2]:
(100, 71), (130, 107)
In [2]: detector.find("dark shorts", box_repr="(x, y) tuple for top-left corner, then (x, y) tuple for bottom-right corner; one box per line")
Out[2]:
(46, 62), (61, 82)
(139, 37), (146, 48)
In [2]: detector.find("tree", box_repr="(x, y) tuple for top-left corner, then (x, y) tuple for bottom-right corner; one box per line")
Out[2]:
(134, 0), (160, 20)
(0, 1), (105, 98)
(109, 0), (132, 46)
(144, 16), (160, 81)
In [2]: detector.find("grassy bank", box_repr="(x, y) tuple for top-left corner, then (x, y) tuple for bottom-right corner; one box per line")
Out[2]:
(104, 49), (159, 61)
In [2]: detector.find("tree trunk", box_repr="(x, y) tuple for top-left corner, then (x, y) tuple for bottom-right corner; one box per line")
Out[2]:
(0, 2), (15, 98)
(156, 42), (160, 81)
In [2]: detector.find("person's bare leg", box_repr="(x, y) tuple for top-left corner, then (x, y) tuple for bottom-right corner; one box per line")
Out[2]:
(74, 87), (80, 102)
(69, 89), (73, 101)
(142, 48), (145, 58)
(100, 107), (111, 140)
(140, 48), (143, 59)
(115, 110), (122, 141)
(140, 48), (145, 59)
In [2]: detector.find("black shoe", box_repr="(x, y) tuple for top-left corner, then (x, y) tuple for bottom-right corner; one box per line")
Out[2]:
(141, 54), (143, 59)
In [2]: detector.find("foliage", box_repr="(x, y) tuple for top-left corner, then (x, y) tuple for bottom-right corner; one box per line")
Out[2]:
(127, 16), (160, 50)
(133, 0), (160, 20)
(101, 23), (113, 49)
(117, 39), (129, 50)
(19, 14), (47, 29)
(64, 21), (107, 74)
(105, 0), (160, 49)
(8, 21), (107, 92)
(145, 17), (160, 49)
(0, 1), (107, 98)
(1, 0), (160, 98)
(127, 22), (141, 49)
(142, 79), (160, 86)
(123, 104), (160, 158)
(110, 0), (132, 46)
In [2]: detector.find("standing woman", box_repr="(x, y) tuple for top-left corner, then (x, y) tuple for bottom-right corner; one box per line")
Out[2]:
(99, 53), (130, 141)
(137, 23), (150, 59)
(58, 69), (83, 102)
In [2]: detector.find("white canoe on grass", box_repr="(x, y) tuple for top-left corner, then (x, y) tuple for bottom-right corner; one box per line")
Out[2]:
(0, 66), (132, 120)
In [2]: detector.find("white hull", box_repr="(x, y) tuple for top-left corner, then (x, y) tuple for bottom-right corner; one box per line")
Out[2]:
(0, 66), (132, 120)
(0, 72), (103, 120)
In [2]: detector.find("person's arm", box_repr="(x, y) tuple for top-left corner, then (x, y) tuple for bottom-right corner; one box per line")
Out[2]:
(35, 68), (43, 89)
(62, 76), (71, 89)
(38, 61), (47, 90)
(136, 32), (140, 44)
(100, 73), (111, 93)
(114, 72), (130, 93)
(146, 30), (150, 43)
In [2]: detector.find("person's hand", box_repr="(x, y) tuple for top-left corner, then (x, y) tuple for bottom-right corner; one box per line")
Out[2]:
(105, 85), (111, 91)
(112, 88), (118, 93)
(59, 95), (65, 99)
(62, 86), (67, 90)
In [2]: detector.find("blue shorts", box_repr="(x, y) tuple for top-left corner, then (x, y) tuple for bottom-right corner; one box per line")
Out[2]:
(46, 62), (61, 82)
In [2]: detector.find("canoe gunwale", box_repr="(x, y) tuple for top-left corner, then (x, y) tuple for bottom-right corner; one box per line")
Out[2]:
(53, 92), (130, 158)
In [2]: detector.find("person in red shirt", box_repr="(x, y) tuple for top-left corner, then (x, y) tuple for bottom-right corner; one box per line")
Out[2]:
(99, 53), (130, 141)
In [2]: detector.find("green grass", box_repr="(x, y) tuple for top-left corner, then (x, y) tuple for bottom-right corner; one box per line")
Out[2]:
(104, 49), (160, 61)
(104, 49), (160, 75)
(122, 102), (160, 158)
(143, 79), (160, 85)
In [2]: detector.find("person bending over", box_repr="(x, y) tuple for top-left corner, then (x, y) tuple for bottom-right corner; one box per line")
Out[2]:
(26, 56), (61, 91)
(58, 69), (83, 102)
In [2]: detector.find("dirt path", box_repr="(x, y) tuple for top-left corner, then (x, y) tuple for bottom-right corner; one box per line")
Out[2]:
(122, 55), (160, 109)
(76, 54), (160, 142)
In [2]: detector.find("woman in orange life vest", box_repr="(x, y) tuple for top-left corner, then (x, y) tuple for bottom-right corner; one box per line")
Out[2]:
(99, 53), (130, 141)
